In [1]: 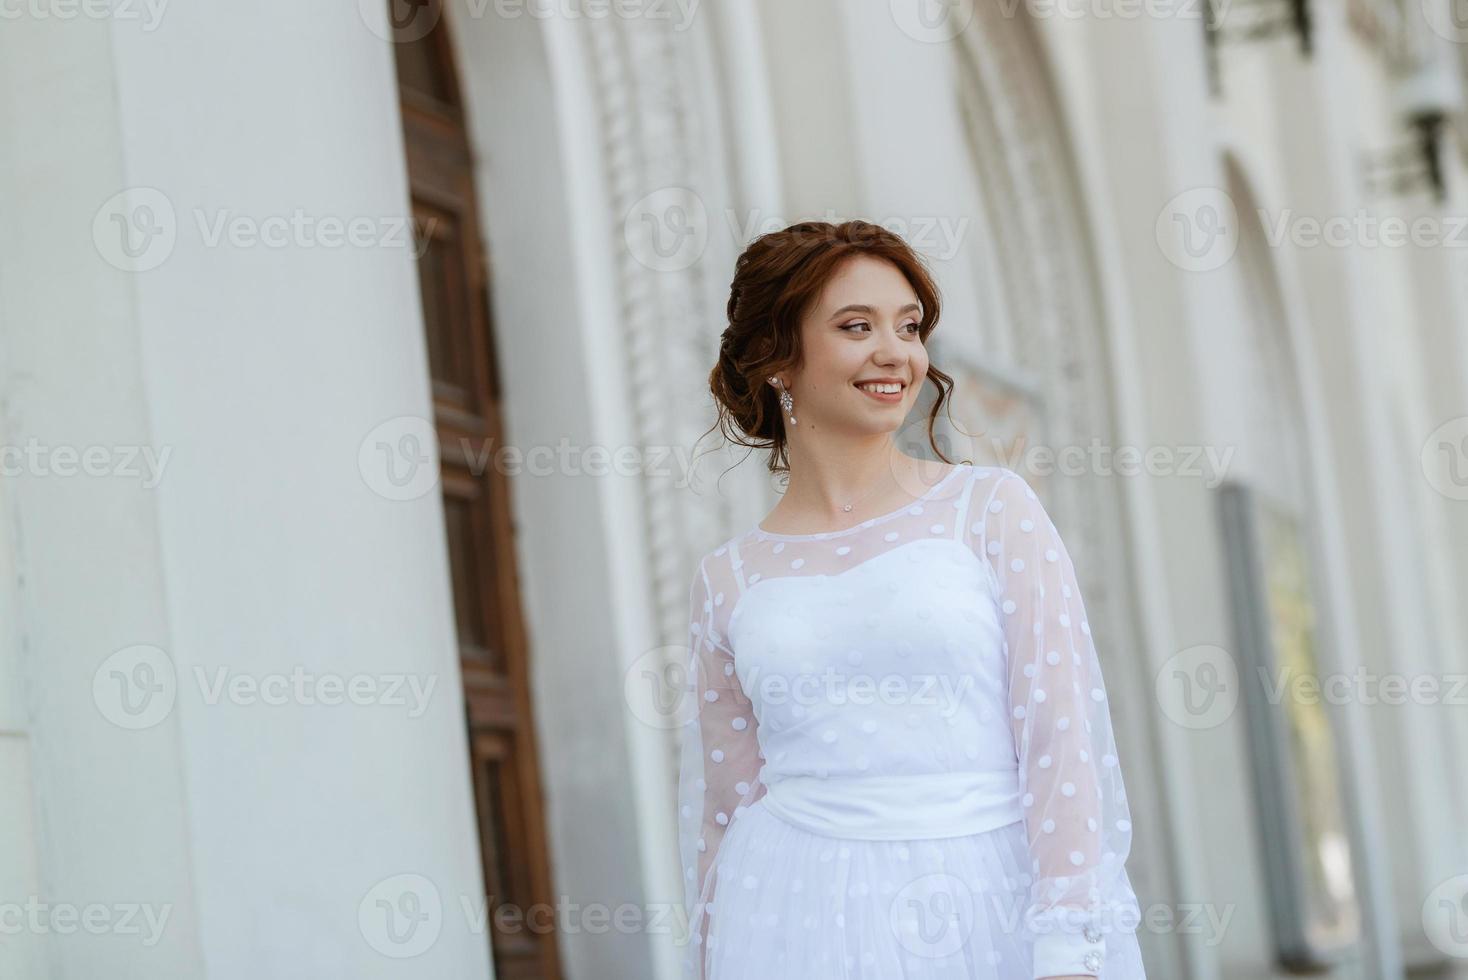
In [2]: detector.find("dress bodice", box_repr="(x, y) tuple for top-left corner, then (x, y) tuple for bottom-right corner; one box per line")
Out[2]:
(677, 461), (1141, 978)
(725, 472), (1018, 783)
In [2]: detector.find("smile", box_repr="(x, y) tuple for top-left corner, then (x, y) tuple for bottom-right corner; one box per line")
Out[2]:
(854, 381), (905, 402)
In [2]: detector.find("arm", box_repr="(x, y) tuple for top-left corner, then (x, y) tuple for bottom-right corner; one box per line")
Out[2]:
(980, 469), (1138, 980)
(676, 556), (764, 979)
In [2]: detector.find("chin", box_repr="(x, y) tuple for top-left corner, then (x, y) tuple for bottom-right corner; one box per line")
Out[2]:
(846, 415), (905, 436)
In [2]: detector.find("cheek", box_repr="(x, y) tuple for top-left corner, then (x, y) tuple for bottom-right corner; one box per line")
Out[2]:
(910, 347), (930, 382)
(797, 335), (853, 389)
(812, 348), (868, 391)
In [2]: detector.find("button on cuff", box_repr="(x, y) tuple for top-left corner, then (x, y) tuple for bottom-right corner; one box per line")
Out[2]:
(1032, 927), (1106, 979)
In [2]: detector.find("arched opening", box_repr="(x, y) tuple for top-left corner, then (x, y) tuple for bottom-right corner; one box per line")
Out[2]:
(1219, 156), (1363, 968)
(944, 12), (1183, 974)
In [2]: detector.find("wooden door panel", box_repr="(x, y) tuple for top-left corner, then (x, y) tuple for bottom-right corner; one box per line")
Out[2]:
(392, 10), (561, 978)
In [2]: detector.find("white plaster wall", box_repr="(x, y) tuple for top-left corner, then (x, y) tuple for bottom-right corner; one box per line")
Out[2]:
(0, 13), (206, 977)
(0, 472), (43, 977)
(1, 4), (496, 976)
(1252, 11), (1463, 974)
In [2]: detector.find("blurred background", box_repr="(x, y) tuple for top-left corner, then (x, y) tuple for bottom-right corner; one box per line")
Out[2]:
(2, 0), (1467, 977)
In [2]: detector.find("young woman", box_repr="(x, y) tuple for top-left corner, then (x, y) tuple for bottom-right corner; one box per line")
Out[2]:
(677, 221), (1147, 979)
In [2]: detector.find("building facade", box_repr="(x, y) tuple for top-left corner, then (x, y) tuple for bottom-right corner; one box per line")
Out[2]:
(2, 0), (1466, 977)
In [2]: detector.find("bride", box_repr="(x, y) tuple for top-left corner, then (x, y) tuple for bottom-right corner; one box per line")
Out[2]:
(677, 220), (1147, 979)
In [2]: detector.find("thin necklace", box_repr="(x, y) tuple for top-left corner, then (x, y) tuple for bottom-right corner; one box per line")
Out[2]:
(837, 471), (893, 512)
(762, 462), (944, 536)
(790, 465), (900, 516)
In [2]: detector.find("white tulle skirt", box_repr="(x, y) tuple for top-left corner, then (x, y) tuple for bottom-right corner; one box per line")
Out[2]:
(701, 797), (1146, 979)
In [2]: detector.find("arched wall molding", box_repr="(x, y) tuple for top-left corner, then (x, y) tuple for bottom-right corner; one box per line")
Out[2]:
(951, 10), (1183, 973)
(581, 16), (740, 636)
(1220, 148), (1422, 974)
(1222, 154), (1313, 506)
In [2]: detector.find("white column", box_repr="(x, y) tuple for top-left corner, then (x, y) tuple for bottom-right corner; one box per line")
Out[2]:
(0, 5), (495, 976)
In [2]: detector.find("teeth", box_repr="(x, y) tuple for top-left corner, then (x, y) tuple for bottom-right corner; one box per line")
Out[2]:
(857, 382), (902, 394)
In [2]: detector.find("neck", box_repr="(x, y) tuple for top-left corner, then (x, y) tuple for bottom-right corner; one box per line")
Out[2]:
(780, 439), (908, 516)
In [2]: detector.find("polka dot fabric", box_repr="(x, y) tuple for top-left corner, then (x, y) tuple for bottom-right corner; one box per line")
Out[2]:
(677, 463), (1145, 979)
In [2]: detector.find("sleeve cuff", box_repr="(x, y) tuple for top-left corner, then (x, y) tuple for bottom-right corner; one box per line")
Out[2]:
(1032, 924), (1106, 978)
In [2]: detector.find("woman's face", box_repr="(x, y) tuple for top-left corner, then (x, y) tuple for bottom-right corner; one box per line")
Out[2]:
(780, 254), (928, 436)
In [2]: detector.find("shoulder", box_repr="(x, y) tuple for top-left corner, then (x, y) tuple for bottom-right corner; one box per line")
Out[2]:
(965, 463), (1034, 500)
(697, 532), (744, 566)
(967, 466), (1051, 531)
(690, 535), (743, 589)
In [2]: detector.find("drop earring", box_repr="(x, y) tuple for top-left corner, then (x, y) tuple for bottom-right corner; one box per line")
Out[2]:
(770, 376), (796, 426)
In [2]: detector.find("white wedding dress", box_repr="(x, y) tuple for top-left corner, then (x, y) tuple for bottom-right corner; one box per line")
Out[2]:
(678, 462), (1147, 979)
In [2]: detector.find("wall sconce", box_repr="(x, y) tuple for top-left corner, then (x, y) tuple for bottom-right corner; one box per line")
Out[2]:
(1205, 0), (1314, 97)
(1360, 111), (1448, 202)
(1362, 42), (1462, 203)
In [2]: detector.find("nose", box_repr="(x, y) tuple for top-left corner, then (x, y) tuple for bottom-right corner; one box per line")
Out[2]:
(873, 321), (908, 367)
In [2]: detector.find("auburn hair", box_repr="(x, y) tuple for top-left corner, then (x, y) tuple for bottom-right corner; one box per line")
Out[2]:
(703, 219), (963, 475)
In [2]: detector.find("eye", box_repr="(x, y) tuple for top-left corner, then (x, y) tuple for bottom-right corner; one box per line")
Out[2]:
(841, 321), (922, 335)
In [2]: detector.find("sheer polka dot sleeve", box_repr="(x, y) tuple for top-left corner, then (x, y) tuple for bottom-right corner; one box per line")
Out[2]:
(676, 554), (764, 979)
(979, 469), (1139, 979)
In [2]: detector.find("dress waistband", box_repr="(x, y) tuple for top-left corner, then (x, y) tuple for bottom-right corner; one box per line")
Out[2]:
(759, 769), (1024, 840)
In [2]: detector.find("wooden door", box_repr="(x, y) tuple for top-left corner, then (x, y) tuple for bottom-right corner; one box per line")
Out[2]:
(391, 16), (562, 980)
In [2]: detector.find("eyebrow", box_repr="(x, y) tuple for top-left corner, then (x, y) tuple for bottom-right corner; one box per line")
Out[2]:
(827, 303), (921, 321)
